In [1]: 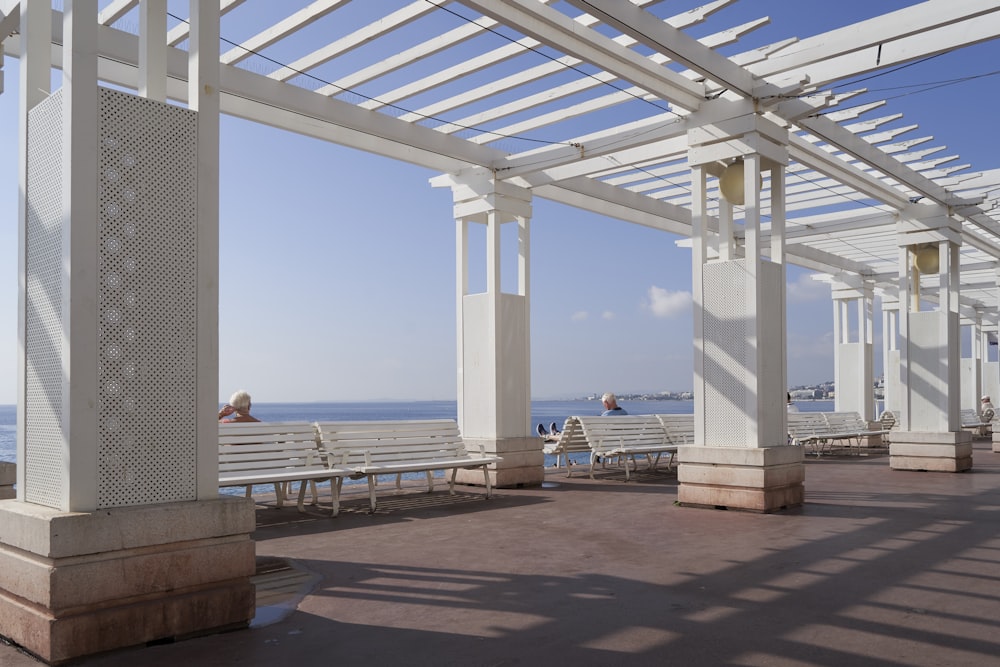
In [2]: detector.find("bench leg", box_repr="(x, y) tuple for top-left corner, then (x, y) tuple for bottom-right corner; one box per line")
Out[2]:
(330, 478), (343, 518)
(275, 482), (285, 508)
(448, 468), (457, 495)
(310, 479), (319, 504)
(482, 465), (492, 499)
(297, 481), (309, 513)
(427, 470), (436, 494)
(367, 476), (378, 514)
(624, 455), (632, 482)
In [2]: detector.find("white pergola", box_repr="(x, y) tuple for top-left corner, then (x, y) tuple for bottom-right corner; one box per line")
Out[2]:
(2, 1), (1000, 660)
(3, 1), (998, 288)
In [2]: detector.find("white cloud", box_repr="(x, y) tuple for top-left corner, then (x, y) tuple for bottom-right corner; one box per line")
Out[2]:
(571, 311), (588, 321)
(645, 286), (692, 318)
(787, 274), (829, 303)
(601, 311), (616, 320)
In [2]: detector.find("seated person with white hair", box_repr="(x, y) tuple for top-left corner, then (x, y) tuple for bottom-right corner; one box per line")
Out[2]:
(981, 395), (995, 423)
(600, 392), (628, 416)
(218, 390), (260, 423)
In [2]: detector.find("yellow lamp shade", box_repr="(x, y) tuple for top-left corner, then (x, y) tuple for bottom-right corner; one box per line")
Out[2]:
(913, 245), (939, 274)
(719, 160), (746, 204)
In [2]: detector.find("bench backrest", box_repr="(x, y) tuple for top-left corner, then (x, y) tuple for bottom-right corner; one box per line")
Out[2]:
(787, 412), (829, 438)
(218, 421), (325, 479)
(655, 414), (694, 445)
(821, 411), (868, 432)
(316, 419), (469, 467)
(543, 417), (591, 456)
(577, 415), (670, 453)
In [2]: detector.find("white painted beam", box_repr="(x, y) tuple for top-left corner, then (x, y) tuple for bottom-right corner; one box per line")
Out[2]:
(220, 0), (350, 66)
(458, 0), (706, 110)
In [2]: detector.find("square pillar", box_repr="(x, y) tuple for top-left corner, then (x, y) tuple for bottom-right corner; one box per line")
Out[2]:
(831, 276), (875, 420)
(2, 4), (255, 662)
(684, 103), (802, 511)
(432, 170), (542, 488)
(892, 206), (970, 471)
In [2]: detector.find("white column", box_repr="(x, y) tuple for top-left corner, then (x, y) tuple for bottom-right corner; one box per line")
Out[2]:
(139, 0), (168, 102)
(432, 170), (540, 487)
(891, 205), (970, 471)
(959, 310), (983, 414)
(16, 0), (53, 498)
(190, 0), (221, 497)
(831, 276), (875, 420)
(880, 291), (901, 415)
(63, 0), (102, 511)
(682, 102), (802, 512)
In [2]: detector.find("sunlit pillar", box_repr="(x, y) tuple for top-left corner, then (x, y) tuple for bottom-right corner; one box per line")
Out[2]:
(891, 204), (971, 471)
(682, 99), (803, 512)
(432, 169), (542, 488)
(879, 289), (901, 416)
(0, 4), (254, 662)
(959, 309), (984, 415)
(830, 275), (875, 421)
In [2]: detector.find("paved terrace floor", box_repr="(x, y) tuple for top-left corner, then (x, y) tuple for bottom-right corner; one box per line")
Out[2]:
(4, 441), (1000, 666)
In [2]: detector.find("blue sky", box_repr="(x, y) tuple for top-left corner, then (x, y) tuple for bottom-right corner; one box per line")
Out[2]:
(1, 2), (998, 404)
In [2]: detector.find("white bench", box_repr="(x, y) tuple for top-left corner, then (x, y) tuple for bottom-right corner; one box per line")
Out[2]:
(576, 415), (677, 481)
(315, 419), (501, 514)
(542, 417), (592, 474)
(820, 412), (886, 452)
(788, 412), (835, 456)
(656, 414), (694, 445)
(961, 408), (993, 437)
(218, 421), (349, 512)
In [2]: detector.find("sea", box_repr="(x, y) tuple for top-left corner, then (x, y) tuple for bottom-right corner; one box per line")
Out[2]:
(0, 399), (837, 495)
(0, 398), (837, 466)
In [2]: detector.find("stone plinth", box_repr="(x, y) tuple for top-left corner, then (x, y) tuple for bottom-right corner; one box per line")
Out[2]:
(677, 445), (804, 513)
(890, 431), (973, 472)
(0, 463), (13, 500)
(0, 497), (256, 664)
(455, 437), (544, 488)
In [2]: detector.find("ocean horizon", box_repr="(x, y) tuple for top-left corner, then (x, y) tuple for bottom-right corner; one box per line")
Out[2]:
(0, 398), (838, 466)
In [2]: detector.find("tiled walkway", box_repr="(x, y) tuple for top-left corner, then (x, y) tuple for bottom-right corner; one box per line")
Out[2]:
(5, 441), (1000, 666)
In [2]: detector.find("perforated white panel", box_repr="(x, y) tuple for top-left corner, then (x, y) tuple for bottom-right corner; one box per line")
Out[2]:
(96, 88), (199, 507)
(24, 90), (66, 508)
(702, 260), (750, 446)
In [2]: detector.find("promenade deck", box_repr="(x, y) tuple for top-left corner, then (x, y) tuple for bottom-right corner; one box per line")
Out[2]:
(4, 441), (999, 666)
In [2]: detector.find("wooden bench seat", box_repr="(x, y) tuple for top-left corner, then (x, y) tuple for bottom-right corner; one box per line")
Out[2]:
(218, 421), (350, 512)
(576, 415), (676, 481)
(315, 419), (501, 514)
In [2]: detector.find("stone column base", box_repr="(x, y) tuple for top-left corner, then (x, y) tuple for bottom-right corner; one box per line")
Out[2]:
(889, 431), (973, 472)
(454, 437), (545, 488)
(0, 463), (13, 500)
(677, 445), (804, 513)
(0, 497), (256, 664)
